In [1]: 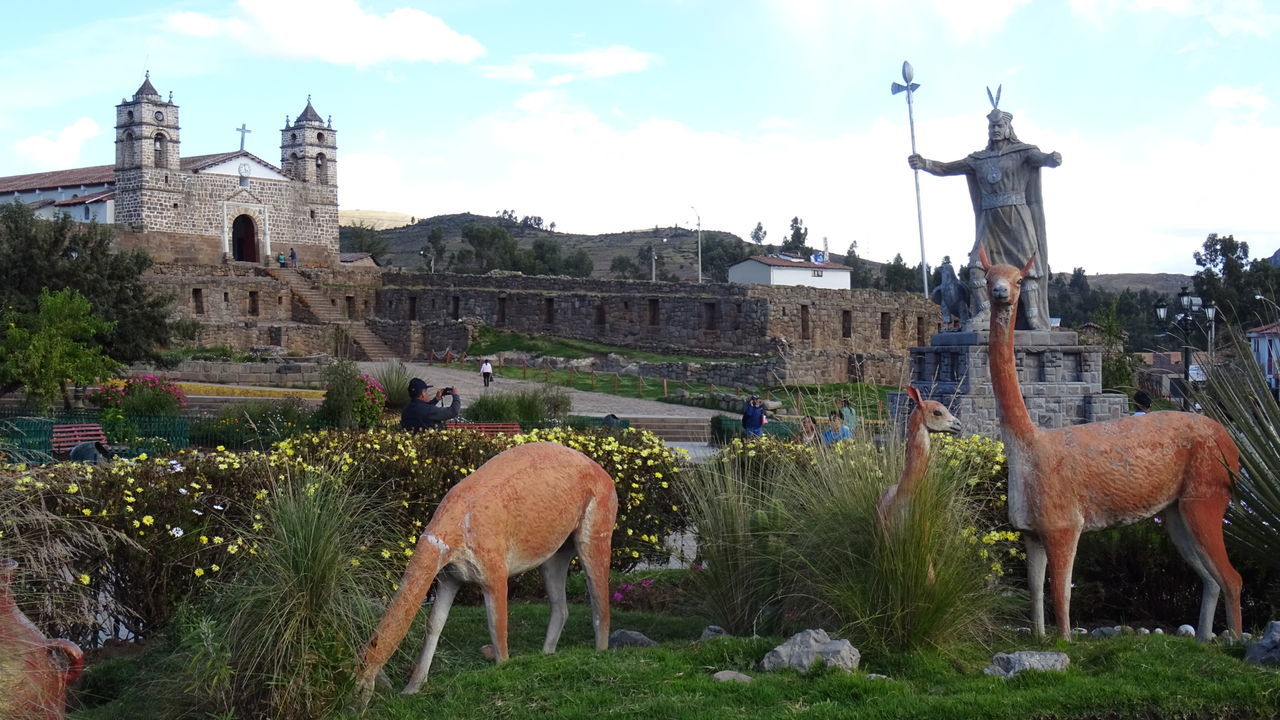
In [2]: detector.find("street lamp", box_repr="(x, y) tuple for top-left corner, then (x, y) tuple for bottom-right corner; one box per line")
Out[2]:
(651, 237), (667, 283)
(690, 205), (702, 283)
(1154, 286), (1212, 411)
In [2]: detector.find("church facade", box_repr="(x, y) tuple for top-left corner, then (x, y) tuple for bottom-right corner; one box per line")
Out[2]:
(0, 75), (340, 267)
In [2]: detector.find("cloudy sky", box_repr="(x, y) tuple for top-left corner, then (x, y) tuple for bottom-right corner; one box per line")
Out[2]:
(2, 0), (1277, 275)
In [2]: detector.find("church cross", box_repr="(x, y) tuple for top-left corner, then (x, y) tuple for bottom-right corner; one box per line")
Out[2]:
(236, 123), (252, 151)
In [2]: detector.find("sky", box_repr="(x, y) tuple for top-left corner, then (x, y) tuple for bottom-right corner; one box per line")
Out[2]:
(2, 0), (1277, 276)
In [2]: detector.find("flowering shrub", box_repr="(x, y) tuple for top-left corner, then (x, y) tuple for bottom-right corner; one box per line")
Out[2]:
(314, 360), (385, 429)
(88, 375), (188, 416)
(0, 425), (683, 646)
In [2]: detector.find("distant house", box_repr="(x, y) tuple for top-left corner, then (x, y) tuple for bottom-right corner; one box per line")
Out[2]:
(727, 254), (852, 290)
(339, 252), (380, 268)
(1247, 321), (1280, 393)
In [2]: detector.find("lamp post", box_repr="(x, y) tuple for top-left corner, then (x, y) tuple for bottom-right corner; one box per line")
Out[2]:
(651, 237), (667, 283)
(1154, 286), (1211, 411)
(690, 206), (702, 283)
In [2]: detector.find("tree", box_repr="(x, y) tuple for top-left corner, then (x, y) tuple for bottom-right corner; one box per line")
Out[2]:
(0, 202), (171, 363)
(609, 255), (642, 280)
(699, 233), (756, 283)
(340, 221), (391, 264)
(883, 253), (915, 292)
(782, 217), (809, 255)
(845, 242), (875, 289)
(459, 224), (518, 273)
(1, 288), (121, 410)
(1093, 299), (1138, 391)
(750, 222), (767, 245)
(1068, 267), (1090, 293)
(421, 227), (447, 272)
(1193, 233), (1280, 329)
(562, 250), (594, 278)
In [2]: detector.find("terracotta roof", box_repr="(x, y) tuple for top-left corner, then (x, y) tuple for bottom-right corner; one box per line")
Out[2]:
(737, 255), (852, 271)
(339, 252), (377, 264)
(53, 190), (115, 206)
(185, 150), (283, 174)
(26, 199), (55, 210)
(1247, 321), (1280, 335)
(296, 100), (324, 124)
(0, 164), (114, 194)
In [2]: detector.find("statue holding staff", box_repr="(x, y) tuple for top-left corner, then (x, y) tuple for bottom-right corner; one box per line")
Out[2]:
(908, 87), (1061, 331)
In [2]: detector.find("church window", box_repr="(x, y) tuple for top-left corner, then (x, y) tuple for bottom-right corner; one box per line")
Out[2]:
(291, 132), (297, 144)
(164, 174), (169, 184)
(127, 110), (134, 122)
(317, 132), (326, 144)
(310, 209), (316, 220)
(315, 153), (328, 184)
(122, 132), (136, 166)
(192, 289), (204, 314)
(223, 292), (229, 303)
(83, 206), (90, 221)
(154, 132), (169, 168)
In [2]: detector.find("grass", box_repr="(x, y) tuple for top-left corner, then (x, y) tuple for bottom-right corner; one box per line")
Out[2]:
(71, 602), (1280, 720)
(468, 327), (753, 365)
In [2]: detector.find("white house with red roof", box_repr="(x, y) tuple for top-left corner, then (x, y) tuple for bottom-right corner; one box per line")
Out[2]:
(1247, 320), (1280, 393)
(726, 254), (853, 290)
(0, 74), (340, 266)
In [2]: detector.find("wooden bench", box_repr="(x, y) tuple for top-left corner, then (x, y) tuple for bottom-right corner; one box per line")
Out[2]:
(444, 422), (523, 435)
(51, 424), (108, 458)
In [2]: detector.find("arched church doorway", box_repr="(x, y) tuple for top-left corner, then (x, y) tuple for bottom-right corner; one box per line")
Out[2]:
(231, 215), (259, 263)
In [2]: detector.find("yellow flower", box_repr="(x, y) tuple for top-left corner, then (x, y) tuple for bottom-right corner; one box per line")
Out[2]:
(211, 564), (221, 572)
(350, 559), (361, 567)
(381, 549), (391, 559)
(199, 536), (209, 544)
(194, 568), (205, 577)
(81, 508), (92, 516)
(227, 545), (239, 554)
(142, 515), (154, 526)
(66, 484), (79, 494)
(78, 574), (90, 585)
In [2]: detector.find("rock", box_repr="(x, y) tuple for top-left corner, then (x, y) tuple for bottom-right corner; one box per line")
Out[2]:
(1071, 628), (1088, 636)
(865, 673), (890, 681)
(1244, 621), (1280, 667)
(1090, 626), (1121, 639)
(1177, 625), (1196, 638)
(1137, 628), (1150, 635)
(1120, 626), (1136, 635)
(983, 651), (1070, 678)
(1014, 627), (1032, 636)
(609, 629), (657, 649)
(701, 625), (729, 640)
(479, 644), (496, 660)
(1153, 628), (1164, 635)
(759, 629), (861, 674)
(712, 670), (753, 683)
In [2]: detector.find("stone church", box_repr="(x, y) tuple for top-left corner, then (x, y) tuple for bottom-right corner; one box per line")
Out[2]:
(0, 74), (340, 267)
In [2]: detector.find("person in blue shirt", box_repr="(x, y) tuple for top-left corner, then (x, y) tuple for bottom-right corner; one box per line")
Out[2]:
(838, 396), (857, 433)
(741, 394), (766, 438)
(821, 410), (853, 446)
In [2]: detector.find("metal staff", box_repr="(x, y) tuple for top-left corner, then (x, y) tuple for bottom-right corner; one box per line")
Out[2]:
(891, 61), (929, 298)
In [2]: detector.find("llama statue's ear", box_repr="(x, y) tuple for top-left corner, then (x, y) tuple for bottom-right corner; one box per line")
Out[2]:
(1021, 253), (1037, 277)
(905, 385), (923, 406)
(978, 245), (992, 271)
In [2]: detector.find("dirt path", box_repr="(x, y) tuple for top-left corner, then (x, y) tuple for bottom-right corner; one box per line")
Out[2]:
(358, 362), (729, 419)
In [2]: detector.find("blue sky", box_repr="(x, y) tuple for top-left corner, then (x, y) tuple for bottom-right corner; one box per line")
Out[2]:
(2, 0), (1277, 275)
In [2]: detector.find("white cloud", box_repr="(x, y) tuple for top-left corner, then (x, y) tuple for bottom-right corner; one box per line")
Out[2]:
(1070, 0), (1280, 36)
(1206, 85), (1269, 111)
(481, 45), (655, 86)
(928, 0), (1033, 41)
(167, 0), (485, 68)
(12, 118), (100, 168)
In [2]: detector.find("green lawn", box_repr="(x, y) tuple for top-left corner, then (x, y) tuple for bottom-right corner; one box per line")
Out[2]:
(468, 328), (752, 365)
(71, 602), (1280, 720)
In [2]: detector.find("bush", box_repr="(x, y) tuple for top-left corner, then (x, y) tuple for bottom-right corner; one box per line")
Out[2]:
(189, 398), (316, 450)
(314, 359), (385, 429)
(685, 435), (1015, 652)
(2, 425), (684, 646)
(464, 385), (572, 428)
(370, 361), (412, 409)
(87, 375), (187, 417)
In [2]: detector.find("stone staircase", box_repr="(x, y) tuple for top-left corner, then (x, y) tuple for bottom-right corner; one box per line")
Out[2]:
(625, 416), (712, 442)
(265, 268), (397, 361)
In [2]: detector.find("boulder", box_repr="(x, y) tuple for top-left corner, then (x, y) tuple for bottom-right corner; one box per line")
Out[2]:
(1090, 626), (1121, 639)
(1244, 621), (1280, 667)
(700, 625), (729, 640)
(759, 629), (860, 674)
(983, 651), (1070, 678)
(1153, 628), (1164, 635)
(609, 629), (657, 649)
(1177, 625), (1196, 638)
(712, 670), (753, 683)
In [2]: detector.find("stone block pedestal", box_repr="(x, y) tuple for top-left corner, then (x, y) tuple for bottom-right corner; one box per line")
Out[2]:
(902, 329), (1128, 437)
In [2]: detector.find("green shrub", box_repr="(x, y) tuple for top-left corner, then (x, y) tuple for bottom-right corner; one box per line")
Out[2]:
(190, 398), (316, 450)
(315, 359), (385, 429)
(464, 386), (572, 428)
(88, 375), (187, 417)
(370, 361), (412, 409)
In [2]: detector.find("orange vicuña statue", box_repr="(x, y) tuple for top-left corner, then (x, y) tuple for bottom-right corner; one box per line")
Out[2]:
(980, 247), (1242, 640)
(876, 385), (962, 526)
(356, 442), (618, 705)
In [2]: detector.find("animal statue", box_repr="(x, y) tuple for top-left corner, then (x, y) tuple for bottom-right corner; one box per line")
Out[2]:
(356, 442), (618, 706)
(876, 385), (962, 525)
(930, 260), (971, 329)
(980, 246), (1242, 641)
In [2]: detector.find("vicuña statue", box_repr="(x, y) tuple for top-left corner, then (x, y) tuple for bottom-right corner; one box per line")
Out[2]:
(980, 247), (1242, 640)
(356, 442), (618, 705)
(876, 385), (962, 525)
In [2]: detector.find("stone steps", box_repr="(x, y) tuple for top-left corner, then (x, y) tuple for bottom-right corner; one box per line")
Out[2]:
(266, 268), (398, 361)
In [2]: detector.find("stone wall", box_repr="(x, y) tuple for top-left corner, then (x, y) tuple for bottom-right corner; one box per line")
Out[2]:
(148, 265), (295, 324)
(127, 359), (331, 388)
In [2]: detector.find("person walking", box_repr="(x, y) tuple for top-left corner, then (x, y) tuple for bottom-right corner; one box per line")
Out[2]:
(741, 394), (766, 438)
(400, 378), (461, 432)
(289, 247), (297, 268)
(480, 359), (494, 388)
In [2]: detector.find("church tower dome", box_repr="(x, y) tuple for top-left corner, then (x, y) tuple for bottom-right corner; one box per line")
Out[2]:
(280, 96), (336, 186)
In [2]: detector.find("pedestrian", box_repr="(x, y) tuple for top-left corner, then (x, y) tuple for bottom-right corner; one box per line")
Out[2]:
(276, 251), (287, 269)
(741, 394), (766, 438)
(480, 358), (494, 387)
(1133, 390), (1152, 416)
(289, 247), (297, 268)
(821, 410), (852, 446)
(838, 396), (858, 433)
(798, 415), (821, 445)
(400, 377), (461, 432)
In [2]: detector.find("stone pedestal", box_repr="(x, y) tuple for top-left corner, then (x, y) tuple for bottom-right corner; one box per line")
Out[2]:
(903, 330), (1128, 437)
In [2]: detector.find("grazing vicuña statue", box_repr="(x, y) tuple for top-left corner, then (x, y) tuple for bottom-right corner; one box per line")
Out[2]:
(981, 246), (1242, 641)
(356, 442), (618, 705)
(876, 385), (962, 525)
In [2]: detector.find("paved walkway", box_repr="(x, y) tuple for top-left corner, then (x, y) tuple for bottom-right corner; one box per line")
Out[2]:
(361, 361), (730, 420)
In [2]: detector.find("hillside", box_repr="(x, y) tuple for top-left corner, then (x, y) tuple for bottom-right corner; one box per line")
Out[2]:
(339, 209), (416, 230)
(1052, 272), (1193, 297)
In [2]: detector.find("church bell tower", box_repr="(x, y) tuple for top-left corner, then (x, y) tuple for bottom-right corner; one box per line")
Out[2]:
(114, 73), (182, 230)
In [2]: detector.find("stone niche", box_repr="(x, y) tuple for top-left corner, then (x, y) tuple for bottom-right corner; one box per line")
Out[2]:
(907, 330), (1128, 437)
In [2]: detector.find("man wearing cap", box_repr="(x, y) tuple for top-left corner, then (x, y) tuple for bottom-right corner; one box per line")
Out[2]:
(908, 99), (1061, 331)
(741, 394), (766, 438)
(401, 377), (461, 432)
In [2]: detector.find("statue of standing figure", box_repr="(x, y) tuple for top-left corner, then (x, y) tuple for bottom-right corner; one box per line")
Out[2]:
(908, 89), (1061, 331)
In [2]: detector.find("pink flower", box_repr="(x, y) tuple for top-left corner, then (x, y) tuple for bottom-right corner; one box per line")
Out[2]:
(641, 579), (654, 586)
(612, 592), (623, 602)
(620, 584), (632, 591)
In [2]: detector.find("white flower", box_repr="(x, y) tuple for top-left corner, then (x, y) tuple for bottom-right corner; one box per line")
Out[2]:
(192, 509), (204, 516)
(177, 488), (189, 495)
(212, 504), (225, 511)
(167, 461), (185, 473)
(170, 527), (184, 538)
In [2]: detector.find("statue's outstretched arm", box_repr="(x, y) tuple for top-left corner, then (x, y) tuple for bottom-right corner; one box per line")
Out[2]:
(908, 155), (968, 176)
(1028, 150), (1062, 168)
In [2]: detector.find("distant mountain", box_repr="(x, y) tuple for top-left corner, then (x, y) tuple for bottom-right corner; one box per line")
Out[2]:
(1057, 272), (1194, 297)
(339, 209), (416, 230)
